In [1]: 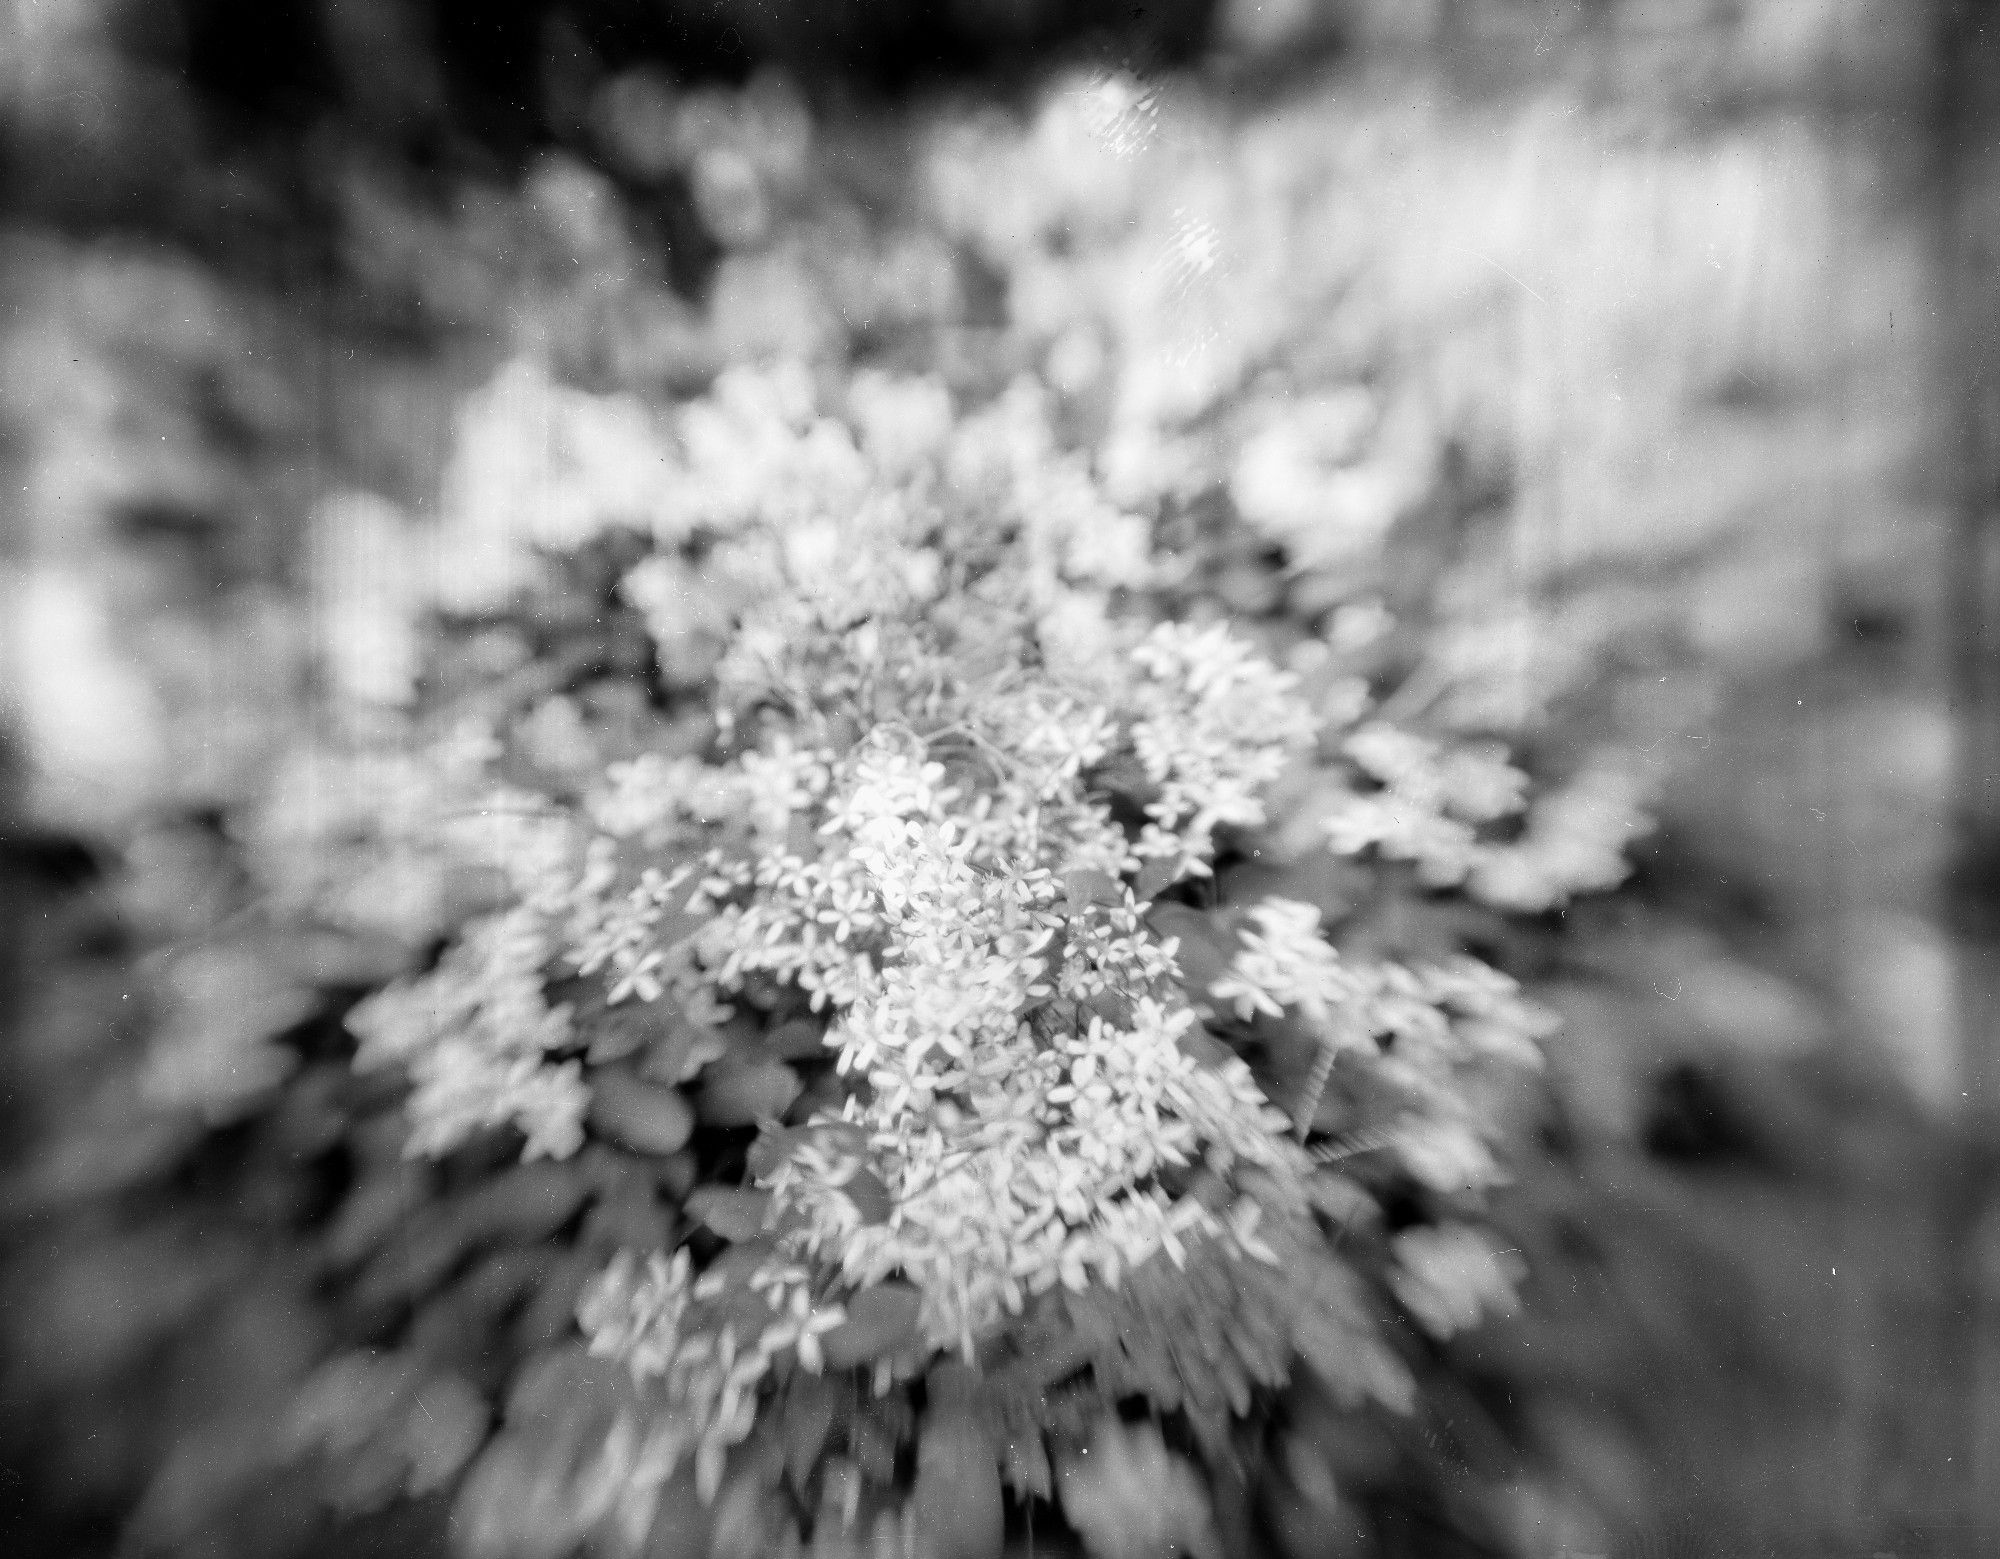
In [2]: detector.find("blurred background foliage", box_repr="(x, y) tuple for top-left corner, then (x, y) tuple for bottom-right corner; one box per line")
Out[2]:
(0, 1), (1986, 1556)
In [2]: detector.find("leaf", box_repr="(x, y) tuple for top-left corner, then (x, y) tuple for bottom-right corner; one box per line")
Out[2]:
(912, 1409), (1003, 1559)
(589, 1071), (696, 1155)
(319, 1163), (433, 1270)
(124, 1415), (308, 1558)
(1220, 854), (1372, 926)
(710, 1472), (795, 1558)
(1263, 1430), (1371, 1559)
(696, 1059), (802, 1127)
(579, 1185), (678, 1257)
(819, 1283), (923, 1369)
(351, 1162), (594, 1310)
(1083, 989), (1133, 1027)
(403, 1373), (491, 1494)
(781, 1373), (841, 1493)
(838, 1167), (894, 1227)
(1388, 1225), (1523, 1340)
(639, 1470), (715, 1559)
(141, 940), (313, 1122)
(288, 1351), (417, 1459)
(584, 1003), (673, 1066)
(1390, 1116), (1500, 1196)
(685, 1187), (773, 1242)
(1131, 855), (1183, 903)
(1056, 1421), (1220, 1559)
(273, 924), (411, 988)
(515, 1250), (603, 1352)
(1089, 754), (1157, 807)
(1000, 1432), (1053, 1501)
(409, 1247), (567, 1365)
(640, 1010), (735, 1087)
(696, 1438), (729, 1506)
(1063, 868), (1124, 912)
(453, 1429), (595, 1559)
(446, 1246), (567, 1322)
(764, 1018), (830, 1060)
(847, 1405), (904, 1486)
(454, 1161), (600, 1244)
(286, 1350), (490, 1513)
(1305, 1172), (1379, 1232)
(1145, 903), (1237, 996)
(1176, 1025), (1238, 1069)
(504, 1342), (636, 1431)
(465, 1346), (658, 1548)
(652, 1150), (701, 1203)
(746, 1123), (810, 1182)
(694, 1239), (780, 1294)
(1291, 1292), (1413, 1415)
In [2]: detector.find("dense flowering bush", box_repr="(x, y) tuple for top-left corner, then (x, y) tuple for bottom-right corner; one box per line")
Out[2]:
(227, 322), (1651, 1557)
(4, 12), (1944, 1552)
(8, 61), (1679, 1559)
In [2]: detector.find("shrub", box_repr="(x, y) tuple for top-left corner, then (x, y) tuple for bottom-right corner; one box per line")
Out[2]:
(235, 344), (1647, 1558)
(22, 63), (1666, 1559)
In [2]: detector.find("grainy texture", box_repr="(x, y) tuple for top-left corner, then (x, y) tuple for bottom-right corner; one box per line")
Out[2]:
(1, 3), (1983, 1557)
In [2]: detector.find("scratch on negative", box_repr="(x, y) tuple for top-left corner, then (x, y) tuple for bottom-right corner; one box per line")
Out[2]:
(1466, 250), (1545, 304)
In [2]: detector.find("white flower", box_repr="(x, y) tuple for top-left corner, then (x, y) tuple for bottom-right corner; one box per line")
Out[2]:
(1323, 724), (1540, 887)
(1229, 393), (1413, 568)
(1128, 621), (1318, 867)
(846, 371), (954, 475)
(404, 1043), (588, 1161)
(427, 358), (680, 611)
(1468, 760), (1651, 911)
(1211, 898), (1363, 1032)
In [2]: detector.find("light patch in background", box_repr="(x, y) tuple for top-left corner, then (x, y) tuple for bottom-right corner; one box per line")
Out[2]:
(310, 490), (423, 708)
(3, 564), (166, 826)
(1840, 911), (1963, 1118)
(1164, 207), (1222, 294)
(1074, 70), (1160, 160)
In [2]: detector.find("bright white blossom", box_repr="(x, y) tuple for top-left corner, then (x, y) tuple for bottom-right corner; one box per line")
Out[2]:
(1212, 898), (1366, 1031)
(1128, 621), (1319, 874)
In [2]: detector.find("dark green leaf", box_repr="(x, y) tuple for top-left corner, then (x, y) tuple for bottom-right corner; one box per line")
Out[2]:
(588, 1071), (696, 1155)
(820, 1283), (922, 1369)
(764, 1017), (830, 1060)
(782, 1373), (841, 1493)
(1146, 903), (1237, 996)
(685, 1187), (773, 1242)
(1063, 868), (1124, 911)
(913, 1410), (1003, 1559)
(697, 1059), (802, 1127)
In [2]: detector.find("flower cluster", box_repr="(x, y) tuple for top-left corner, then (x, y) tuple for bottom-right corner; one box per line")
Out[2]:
(1323, 722), (1649, 910)
(1206, 896), (1557, 1181)
(346, 906), (588, 1161)
(1128, 622), (1321, 875)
